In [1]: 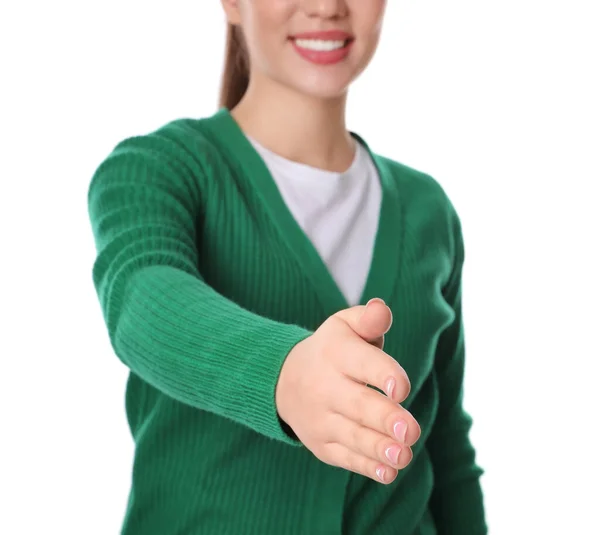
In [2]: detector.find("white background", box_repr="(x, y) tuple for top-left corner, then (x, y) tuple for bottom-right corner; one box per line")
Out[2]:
(2, 1), (599, 533)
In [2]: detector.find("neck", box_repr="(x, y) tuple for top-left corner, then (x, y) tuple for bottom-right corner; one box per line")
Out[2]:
(230, 73), (355, 172)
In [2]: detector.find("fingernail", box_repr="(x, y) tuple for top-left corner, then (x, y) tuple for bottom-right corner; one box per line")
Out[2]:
(385, 445), (401, 465)
(361, 298), (384, 320)
(385, 377), (395, 398)
(394, 420), (407, 442)
(376, 466), (387, 482)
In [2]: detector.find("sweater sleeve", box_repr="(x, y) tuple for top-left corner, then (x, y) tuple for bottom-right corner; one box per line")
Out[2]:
(426, 206), (488, 534)
(87, 129), (311, 445)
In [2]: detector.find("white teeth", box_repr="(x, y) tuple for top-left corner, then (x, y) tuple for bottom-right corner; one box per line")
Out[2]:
(294, 39), (346, 52)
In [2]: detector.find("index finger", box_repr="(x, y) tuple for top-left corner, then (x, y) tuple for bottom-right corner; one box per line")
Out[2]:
(341, 338), (411, 404)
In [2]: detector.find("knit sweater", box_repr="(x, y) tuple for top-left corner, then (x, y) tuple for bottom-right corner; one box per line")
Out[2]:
(87, 108), (487, 535)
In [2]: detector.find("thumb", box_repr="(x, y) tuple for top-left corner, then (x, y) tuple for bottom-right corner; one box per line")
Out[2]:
(333, 298), (393, 346)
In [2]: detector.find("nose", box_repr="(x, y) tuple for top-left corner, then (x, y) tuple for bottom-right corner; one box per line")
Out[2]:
(303, 0), (348, 19)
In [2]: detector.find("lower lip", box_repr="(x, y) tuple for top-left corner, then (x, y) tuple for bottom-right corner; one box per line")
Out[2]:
(291, 39), (353, 65)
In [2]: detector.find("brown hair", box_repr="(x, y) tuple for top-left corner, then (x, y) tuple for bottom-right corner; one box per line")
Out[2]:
(219, 24), (250, 110)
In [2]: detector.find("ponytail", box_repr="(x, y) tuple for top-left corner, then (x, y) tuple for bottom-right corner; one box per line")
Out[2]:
(219, 24), (249, 110)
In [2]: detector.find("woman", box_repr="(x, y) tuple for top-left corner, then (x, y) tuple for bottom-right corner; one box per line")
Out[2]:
(87, 1), (487, 533)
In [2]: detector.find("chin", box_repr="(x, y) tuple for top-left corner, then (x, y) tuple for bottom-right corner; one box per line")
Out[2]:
(298, 83), (350, 101)
(285, 71), (357, 101)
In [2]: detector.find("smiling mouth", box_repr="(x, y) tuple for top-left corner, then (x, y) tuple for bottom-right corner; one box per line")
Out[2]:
(288, 30), (355, 65)
(291, 37), (353, 52)
(289, 35), (355, 66)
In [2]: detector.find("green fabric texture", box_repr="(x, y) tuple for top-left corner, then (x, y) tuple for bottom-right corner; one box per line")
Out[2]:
(87, 108), (486, 534)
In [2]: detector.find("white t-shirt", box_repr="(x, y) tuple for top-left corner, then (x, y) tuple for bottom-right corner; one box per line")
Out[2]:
(248, 137), (382, 306)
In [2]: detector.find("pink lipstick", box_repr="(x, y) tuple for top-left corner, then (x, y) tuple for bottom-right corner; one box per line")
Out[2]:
(290, 30), (354, 65)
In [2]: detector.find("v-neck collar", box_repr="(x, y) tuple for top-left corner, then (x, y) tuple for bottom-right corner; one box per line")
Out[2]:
(203, 107), (403, 317)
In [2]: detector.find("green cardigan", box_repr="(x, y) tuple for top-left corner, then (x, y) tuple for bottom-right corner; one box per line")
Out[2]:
(87, 108), (486, 534)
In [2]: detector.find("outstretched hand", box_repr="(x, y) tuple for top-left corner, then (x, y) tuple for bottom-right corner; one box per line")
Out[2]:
(276, 298), (420, 484)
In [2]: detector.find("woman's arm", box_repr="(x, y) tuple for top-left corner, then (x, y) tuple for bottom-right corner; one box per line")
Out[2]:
(427, 207), (488, 534)
(87, 124), (311, 445)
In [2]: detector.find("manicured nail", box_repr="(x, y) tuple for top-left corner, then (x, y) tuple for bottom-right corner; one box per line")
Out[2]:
(394, 420), (407, 442)
(385, 377), (395, 398)
(376, 466), (387, 482)
(361, 298), (384, 320)
(385, 445), (401, 465)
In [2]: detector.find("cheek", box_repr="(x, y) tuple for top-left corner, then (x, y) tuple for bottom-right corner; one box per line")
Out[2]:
(250, 0), (292, 37)
(352, 3), (385, 51)
(354, 27), (383, 69)
(352, 0), (386, 35)
(243, 2), (290, 67)
(249, 31), (287, 76)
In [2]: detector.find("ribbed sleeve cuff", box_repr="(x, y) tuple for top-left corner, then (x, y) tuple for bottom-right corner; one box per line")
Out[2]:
(114, 265), (312, 445)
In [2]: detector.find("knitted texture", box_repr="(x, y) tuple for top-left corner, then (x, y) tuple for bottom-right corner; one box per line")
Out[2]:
(87, 108), (486, 535)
